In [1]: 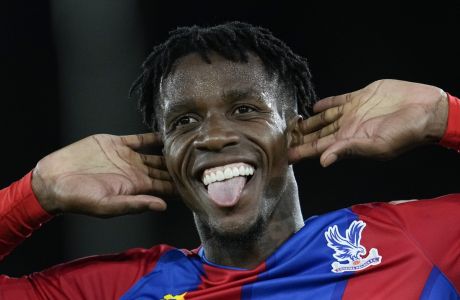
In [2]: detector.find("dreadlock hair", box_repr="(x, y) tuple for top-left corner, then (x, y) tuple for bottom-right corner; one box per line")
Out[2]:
(130, 21), (317, 130)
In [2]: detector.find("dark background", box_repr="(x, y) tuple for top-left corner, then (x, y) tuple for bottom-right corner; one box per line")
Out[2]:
(2, 2), (459, 276)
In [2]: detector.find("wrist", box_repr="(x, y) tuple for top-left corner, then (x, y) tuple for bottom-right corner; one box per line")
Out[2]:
(425, 88), (449, 143)
(31, 166), (59, 215)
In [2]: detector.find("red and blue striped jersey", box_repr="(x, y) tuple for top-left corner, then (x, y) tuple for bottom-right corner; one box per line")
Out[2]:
(119, 196), (459, 299)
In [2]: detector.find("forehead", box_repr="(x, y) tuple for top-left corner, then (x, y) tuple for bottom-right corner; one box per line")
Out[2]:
(159, 52), (279, 110)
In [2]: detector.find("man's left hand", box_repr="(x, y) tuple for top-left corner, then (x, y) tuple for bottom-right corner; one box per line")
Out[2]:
(288, 79), (449, 166)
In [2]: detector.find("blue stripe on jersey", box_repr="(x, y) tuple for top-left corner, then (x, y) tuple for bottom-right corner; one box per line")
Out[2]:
(241, 208), (358, 299)
(420, 267), (459, 300)
(120, 249), (204, 300)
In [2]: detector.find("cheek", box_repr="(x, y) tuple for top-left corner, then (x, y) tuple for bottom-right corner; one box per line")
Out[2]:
(268, 133), (289, 170)
(258, 118), (288, 158)
(257, 121), (290, 178)
(164, 141), (184, 178)
(163, 135), (195, 186)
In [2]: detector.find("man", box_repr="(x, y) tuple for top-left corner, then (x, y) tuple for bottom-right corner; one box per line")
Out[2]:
(1, 22), (458, 299)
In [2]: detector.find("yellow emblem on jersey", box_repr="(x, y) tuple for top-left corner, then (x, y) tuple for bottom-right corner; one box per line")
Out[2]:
(162, 292), (187, 300)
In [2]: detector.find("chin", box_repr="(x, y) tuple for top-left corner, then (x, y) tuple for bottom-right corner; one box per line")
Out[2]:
(196, 210), (266, 245)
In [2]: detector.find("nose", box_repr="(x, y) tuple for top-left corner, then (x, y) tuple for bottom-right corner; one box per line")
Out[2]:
(193, 115), (240, 151)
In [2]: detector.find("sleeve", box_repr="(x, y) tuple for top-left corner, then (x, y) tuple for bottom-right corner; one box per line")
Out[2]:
(353, 195), (460, 292)
(0, 245), (171, 300)
(0, 171), (53, 261)
(439, 93), (460, 151)
(0, 172), (172, 299)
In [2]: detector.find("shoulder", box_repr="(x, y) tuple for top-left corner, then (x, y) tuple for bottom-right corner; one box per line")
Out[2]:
(349, 194), (460, 231)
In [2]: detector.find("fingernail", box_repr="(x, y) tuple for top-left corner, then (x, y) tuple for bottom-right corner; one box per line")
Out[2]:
(150, 201), (167, 211)
(323, 154), (337, 167)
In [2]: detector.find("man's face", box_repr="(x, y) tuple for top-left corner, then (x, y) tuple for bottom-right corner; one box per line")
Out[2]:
(159, 52), (295, 238)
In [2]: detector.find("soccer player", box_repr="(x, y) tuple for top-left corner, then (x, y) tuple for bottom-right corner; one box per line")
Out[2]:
(1, 22), (458, 299)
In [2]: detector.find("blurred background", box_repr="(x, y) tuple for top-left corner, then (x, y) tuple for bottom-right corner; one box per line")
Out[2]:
(1, 1), (459, 276)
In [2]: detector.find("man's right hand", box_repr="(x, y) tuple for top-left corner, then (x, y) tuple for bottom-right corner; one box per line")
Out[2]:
(31, 133), (175, 217)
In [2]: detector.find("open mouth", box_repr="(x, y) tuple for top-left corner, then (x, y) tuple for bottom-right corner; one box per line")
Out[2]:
(200, 162), (256, 207)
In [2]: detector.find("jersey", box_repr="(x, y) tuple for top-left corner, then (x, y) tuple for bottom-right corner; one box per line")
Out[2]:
(1, 94), (459, 299)
(119, 197), (460, 299)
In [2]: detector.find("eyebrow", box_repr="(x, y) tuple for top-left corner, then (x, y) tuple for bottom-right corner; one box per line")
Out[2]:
(164, 88), (266, 118)
(222, 88), (266, 106)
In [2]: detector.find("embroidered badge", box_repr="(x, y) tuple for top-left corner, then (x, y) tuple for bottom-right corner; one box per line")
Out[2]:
(162, 292), (187, 300)
(324, 220), (382, 273)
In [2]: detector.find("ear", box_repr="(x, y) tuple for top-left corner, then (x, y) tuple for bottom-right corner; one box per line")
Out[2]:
(286, 115), (304, 149)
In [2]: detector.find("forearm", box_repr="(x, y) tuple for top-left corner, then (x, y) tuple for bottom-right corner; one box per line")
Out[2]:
(0, 171), (52, 261)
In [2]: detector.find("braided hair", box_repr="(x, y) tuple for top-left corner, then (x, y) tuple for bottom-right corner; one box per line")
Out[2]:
(130, 21), (317, 130)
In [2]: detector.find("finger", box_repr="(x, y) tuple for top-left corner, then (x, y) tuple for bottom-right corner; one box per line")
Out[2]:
(93, 195), (167, 217)
(121, 132), (163, 150)
(288, 134), (336, 163)
(313, 92), (352, 113)
(149, 178), (177, 196)
(320, 138), (382, 167)
(147, 167), (172, 181)
(139, 153), (167, 169)
(300, 106), (343, 134)
(301, 120), (340, 144)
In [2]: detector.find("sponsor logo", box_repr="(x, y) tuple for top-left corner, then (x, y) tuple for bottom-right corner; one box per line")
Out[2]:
(162, 292), (187, 300)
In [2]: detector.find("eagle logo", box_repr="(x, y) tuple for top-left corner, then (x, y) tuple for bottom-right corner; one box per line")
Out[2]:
(325, 220), (382, 273)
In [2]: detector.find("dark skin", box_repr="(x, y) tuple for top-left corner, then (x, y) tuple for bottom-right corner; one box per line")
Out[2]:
(159, 52), (304, 268)
(31, 54), (448, 270)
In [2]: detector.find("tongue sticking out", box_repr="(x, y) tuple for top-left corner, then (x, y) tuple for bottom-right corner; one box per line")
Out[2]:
(208, 176), (247, 207)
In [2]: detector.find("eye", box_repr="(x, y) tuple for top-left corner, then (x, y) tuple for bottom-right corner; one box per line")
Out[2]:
(173, 115), (198, 129)
(234, 105), (255, 115)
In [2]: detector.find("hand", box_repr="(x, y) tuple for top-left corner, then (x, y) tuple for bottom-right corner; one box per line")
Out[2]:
(289, 79), (449, 167)
(32, 133), (175, 217)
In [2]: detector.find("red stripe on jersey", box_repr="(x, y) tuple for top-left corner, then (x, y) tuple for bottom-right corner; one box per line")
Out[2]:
(185, 262), (266, 299)
(342, 203), (433, 299)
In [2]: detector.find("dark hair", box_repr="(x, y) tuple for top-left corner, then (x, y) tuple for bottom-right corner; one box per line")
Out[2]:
(130, 21), (317, 130)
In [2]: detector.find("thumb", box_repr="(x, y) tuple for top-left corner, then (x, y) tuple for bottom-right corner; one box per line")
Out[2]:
(94, 195), (167, 217)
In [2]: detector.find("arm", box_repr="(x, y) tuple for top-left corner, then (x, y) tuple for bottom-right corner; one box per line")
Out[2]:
(0, 243), (171, 299)
(0, 172), (52, 261)
(0, 133), (175, 299)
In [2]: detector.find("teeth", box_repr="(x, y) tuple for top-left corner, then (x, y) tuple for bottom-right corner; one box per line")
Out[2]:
(238, 166), (245, 175)
(202, 162), (255, 186)
(216, 170), (224, 181)
(224, 168), (232, 179)
(232, 167), (239, 177)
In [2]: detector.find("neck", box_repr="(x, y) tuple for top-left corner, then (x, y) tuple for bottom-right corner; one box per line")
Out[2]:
(196, 170), (303, 269)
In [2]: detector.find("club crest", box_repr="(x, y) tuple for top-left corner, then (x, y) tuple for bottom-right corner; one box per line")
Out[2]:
(324, 220), (382, 273)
